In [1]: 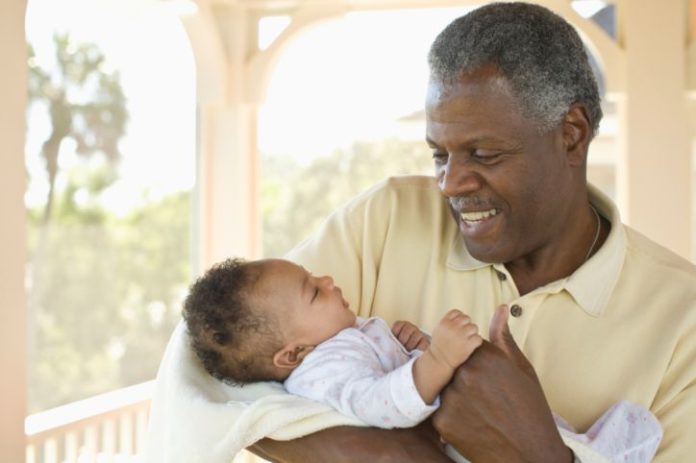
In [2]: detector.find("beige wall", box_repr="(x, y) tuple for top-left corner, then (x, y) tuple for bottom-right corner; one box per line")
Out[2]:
(0, 0), (27, 460)
(617, 0), (692, 258)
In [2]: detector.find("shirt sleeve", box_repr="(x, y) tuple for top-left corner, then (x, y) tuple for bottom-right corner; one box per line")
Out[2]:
(649, 304), (696, 462)
(284, 329), (438, 429)
(555, 401), (662, 463)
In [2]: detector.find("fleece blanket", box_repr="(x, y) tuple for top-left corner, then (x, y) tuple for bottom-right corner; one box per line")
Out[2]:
(143, 321), (364, 463)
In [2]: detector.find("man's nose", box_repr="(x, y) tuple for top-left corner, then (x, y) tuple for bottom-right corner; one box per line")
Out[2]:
(437, 158), (482, 198)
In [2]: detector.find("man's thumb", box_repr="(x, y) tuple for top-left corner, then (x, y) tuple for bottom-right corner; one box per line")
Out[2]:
(489, 304), (515, 355)
(488, 305), (526, 363)
(489, 305), (538, 380)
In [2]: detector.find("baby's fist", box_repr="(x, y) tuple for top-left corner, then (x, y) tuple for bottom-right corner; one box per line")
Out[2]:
(430, 309), (482, 369)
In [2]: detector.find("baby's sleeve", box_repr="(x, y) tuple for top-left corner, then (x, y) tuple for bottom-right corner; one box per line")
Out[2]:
(284, 329), (438, 428)
(556, 401), (662, 463)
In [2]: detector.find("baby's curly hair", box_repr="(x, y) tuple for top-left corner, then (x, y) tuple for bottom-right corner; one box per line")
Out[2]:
(182, 258), (284, 385)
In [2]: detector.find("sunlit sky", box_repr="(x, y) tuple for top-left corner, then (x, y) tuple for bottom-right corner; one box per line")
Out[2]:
(24, 0), (603, 212)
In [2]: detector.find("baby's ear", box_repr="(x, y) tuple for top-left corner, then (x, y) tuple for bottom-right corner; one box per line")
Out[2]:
(272, 343), (315, 369)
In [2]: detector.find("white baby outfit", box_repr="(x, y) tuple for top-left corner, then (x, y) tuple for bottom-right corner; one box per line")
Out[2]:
(285, 317), (437, 427)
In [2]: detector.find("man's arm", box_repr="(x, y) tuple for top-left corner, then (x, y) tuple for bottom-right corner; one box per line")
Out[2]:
(432, 306), (573, 463)
(249, 421), (451, 463)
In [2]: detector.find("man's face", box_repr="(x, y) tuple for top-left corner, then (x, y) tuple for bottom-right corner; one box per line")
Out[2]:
(425, 67), (575, 265)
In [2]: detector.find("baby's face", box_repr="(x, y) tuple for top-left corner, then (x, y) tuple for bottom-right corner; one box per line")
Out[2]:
(254, 259), (356, 346)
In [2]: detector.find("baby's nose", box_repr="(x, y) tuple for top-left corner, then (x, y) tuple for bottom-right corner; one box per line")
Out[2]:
(320, 275), (334, 289)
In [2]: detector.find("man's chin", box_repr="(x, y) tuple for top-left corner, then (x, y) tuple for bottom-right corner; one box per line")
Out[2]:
(464, 240), (507, 264)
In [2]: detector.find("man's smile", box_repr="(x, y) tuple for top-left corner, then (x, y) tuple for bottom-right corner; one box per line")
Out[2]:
(459, 208), (499, 223)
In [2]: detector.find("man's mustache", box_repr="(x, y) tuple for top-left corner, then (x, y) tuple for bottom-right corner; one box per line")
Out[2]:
(449, 196), (497, 211)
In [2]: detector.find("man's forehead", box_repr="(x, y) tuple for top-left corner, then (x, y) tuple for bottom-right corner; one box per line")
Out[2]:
(426, 69), (512, 107)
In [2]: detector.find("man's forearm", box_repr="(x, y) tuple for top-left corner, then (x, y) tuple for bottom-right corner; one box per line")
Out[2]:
(249, 422), (450, 463)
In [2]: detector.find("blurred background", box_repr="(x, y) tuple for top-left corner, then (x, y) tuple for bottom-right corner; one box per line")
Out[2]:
(2, 0), (695, 461)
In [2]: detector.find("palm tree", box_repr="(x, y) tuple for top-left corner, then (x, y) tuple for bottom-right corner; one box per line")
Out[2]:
(28, 34), (128, 225)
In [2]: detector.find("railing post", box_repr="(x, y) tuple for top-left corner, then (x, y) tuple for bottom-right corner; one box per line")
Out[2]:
(84, 425), (97, 462)
(44, 438), (58, 463)
(119, 413), (134, 455)
(103, 419), (116, 462)
(65, 431), (78, 463)
(25, 445), (36, 463)
(135, 408), (149, 453)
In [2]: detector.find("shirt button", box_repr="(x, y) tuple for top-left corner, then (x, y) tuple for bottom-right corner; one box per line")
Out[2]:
(510, 304), (523, 317)
(496, 270), (507, 281)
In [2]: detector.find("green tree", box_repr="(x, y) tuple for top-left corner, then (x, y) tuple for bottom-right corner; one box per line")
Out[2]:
(28, 34), (127, 226)
(27, 186), (191, 411)
(263, 139), (433, 257)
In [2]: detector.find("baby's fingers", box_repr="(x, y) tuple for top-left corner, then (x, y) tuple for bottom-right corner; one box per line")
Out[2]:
(392, 321), (422, 350)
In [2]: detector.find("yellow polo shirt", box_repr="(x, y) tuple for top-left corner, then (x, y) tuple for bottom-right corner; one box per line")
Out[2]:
(287, 175), (696, 462)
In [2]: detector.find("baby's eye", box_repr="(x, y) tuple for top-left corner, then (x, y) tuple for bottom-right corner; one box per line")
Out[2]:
(431, 151), (448, 163)
(471, 148), (507, 163)
(312, 287), (319, 302)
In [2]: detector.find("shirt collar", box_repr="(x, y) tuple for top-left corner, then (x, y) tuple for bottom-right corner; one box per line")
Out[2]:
(446, 184), (626, 317)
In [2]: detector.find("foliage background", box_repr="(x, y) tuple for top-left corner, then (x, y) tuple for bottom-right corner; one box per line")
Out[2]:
(26, 35), (191, 412)
(263, 139), (433, 258)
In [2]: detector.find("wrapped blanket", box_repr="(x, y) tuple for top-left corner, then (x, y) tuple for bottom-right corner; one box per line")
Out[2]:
(143, 321), (364, 463)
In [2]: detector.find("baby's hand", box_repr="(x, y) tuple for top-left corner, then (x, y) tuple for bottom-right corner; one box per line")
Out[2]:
(392, 320), (430, 351)
(429, 309), (482, 370)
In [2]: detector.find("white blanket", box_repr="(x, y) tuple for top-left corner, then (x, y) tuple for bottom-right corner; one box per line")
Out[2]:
(143, 321), (364, 463)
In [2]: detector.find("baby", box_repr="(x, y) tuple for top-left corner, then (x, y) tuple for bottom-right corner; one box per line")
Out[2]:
(183, 257), (663, 462)
(183, 257), (478, 427)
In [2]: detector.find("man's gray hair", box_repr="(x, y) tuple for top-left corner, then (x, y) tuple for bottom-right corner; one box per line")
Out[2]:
(428, 2), (602, 135)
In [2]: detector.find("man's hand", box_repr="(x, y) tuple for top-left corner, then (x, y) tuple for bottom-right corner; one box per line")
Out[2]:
(249, 420), (450, 463)
(392, 320), (430, 351)
(432, 305), (573, 463)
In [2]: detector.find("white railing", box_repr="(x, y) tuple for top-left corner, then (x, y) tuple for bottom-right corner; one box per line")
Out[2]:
(25, 381), (154, 463)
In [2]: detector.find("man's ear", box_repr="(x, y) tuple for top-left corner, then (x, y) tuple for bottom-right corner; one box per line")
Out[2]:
(272, 343), (315, 369)
(562, 103), (592, 167)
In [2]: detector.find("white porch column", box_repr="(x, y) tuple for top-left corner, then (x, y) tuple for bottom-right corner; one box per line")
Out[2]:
(197, 103), (260, 267)
(184, 4), (262, 270)
(0, 0), (27, 461)
(617, 0), (692, 258)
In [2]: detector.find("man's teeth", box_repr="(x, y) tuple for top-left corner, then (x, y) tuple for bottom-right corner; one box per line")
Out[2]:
(460, 209), (498, 222)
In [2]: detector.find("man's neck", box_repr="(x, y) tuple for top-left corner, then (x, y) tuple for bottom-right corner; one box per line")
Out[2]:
(506, 214), (610, 296)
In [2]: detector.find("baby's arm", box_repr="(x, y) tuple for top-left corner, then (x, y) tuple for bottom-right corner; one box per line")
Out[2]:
(413, 309), (482, 405)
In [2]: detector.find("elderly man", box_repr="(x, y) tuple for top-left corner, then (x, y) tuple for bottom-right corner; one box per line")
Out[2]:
(250, 2), (696, 462)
